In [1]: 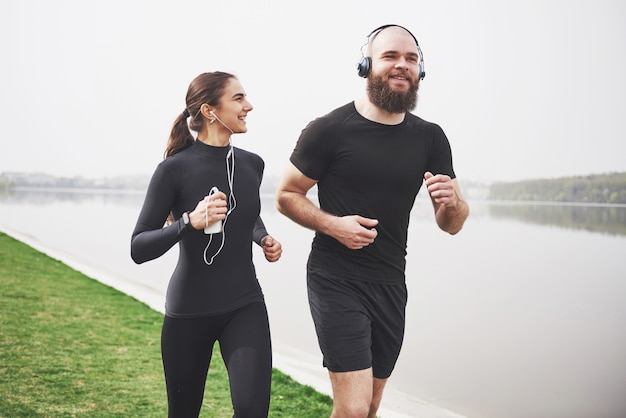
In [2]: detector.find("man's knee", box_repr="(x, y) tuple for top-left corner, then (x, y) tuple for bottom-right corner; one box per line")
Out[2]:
(332, 401), (371, 418)
(329, 369), (376, 418)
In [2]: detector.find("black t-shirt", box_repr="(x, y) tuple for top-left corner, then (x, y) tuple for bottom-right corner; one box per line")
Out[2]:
(131, 140), (268, 317)
(290, 102), (456, 284)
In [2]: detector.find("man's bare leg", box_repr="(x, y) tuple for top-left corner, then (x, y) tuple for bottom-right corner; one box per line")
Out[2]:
(328, 368), (388, 418)
(370, 376), (387, 418)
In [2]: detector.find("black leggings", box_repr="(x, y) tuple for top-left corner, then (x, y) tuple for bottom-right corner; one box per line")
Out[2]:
(161, 302), (272, 418)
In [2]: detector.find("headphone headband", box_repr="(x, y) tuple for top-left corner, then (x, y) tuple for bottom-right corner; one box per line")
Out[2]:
(367, 24), (419, 47)
(357, 24), (426, 80)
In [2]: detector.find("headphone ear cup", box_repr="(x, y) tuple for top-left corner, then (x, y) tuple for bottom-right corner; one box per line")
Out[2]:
(419, 62), (426, 80)
(357, 56), (371, 78)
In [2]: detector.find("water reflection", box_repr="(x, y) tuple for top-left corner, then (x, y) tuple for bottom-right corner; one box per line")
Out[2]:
(0, 188), (145, 207)
(4, 189), (626, 237)
(489, 202), (626, 236)
(0, 189), (285, 212)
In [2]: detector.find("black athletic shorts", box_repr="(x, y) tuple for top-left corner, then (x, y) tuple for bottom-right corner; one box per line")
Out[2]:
(306, 267), (407, 379)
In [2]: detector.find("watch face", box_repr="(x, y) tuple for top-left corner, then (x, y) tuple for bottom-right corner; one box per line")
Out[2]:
(183, 212), (189, 225)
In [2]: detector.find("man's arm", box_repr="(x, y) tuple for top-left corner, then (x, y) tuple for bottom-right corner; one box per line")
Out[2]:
(275, 162), (328, 232)
(424, 172), (469, 235)
(276, 162), (379, 250)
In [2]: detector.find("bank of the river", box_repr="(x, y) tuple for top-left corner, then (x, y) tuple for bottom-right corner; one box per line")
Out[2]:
(0, 224), (467, 418)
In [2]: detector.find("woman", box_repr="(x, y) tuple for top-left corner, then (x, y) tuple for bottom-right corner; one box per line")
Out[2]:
(131, 71), (282, 417)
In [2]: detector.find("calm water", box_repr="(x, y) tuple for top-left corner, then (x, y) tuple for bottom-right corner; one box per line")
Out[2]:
(1, 189), (626, 418)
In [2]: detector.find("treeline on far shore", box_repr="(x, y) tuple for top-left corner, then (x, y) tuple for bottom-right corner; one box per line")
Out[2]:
(3, 171), (626, 205)
(489, 172), (626, 204)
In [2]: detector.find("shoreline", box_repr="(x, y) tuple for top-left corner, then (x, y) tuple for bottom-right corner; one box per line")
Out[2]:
(0, 224), (467, 418)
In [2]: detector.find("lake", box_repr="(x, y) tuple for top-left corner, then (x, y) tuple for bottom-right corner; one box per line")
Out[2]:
(1, 189), (625, 418)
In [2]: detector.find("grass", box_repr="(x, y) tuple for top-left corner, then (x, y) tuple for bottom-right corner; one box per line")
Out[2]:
(0, 232), (332, 417)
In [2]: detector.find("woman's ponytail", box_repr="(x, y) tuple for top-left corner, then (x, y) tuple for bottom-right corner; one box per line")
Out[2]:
(164, 111), (194, 158)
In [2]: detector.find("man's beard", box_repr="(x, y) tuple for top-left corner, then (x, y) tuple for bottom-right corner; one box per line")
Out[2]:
(367, 73), (419, 114)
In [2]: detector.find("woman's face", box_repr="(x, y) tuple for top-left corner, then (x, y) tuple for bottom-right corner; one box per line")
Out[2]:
(213, 78), (253, 134)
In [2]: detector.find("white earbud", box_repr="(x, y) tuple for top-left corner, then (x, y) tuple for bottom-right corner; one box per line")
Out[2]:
(208, 110), (234, 134)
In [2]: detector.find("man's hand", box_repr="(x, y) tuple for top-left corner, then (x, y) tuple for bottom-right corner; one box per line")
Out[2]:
(424, 172), (459, 208)
(424, 171), (469, 234)
(331, 215), (379, 250)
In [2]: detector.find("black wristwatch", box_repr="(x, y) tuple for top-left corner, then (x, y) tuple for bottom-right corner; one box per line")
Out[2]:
(182, 212), (190, 226)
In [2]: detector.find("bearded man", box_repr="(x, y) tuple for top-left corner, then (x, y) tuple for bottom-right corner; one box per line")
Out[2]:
(276, 24), (469, 418)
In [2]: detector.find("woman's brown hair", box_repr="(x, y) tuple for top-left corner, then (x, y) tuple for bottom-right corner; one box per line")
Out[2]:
(164, 71), (236, 158)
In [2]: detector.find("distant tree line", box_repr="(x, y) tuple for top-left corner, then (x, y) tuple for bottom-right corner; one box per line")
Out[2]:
(0, 172), (150, 191)
(1, 171), (282, 196)
(489, 172), (626, 204)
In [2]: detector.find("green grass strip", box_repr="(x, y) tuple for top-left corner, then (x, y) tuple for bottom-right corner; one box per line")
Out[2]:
(0, 232), (332, 417)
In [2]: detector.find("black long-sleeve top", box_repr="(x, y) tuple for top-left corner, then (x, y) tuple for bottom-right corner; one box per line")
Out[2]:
(131, 140), (268, 317)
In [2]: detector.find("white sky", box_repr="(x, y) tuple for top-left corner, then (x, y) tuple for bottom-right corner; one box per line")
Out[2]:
(1, 0), (625, 183)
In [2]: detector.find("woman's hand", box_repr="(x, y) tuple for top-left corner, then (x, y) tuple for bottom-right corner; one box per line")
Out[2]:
(188, 191), (228, 230)
(261, 235), (282, 262)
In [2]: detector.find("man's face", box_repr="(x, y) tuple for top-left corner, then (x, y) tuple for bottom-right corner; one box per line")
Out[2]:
(367, 28), (421, 113)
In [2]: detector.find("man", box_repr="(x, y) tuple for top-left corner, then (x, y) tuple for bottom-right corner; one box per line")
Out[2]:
(276, 24), (469, 417)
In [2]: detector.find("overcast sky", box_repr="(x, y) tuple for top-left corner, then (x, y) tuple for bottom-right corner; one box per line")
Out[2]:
(1, 0), (625, 183)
